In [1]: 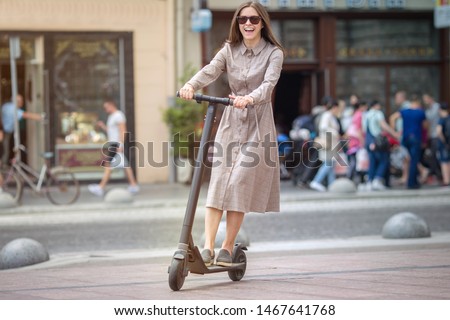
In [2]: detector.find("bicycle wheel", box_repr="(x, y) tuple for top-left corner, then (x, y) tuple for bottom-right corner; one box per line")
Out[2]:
(0, 168), (23, 203)
(46, 169), (80, 205)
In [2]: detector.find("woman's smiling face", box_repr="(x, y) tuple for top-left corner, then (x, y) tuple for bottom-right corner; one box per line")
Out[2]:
(238, 6), (262, 47)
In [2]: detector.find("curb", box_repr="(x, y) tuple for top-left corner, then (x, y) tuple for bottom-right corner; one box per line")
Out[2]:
(6, 232), (450, 271)
(1, 185), (449, 216)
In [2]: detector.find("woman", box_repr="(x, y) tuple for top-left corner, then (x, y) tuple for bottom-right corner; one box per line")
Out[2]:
(345, 101), (368, 183)
(178, 1), (284, 266)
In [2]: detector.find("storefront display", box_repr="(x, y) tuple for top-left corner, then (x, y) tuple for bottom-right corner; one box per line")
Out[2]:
(50, 34), (124, 176)
(56, 112), (107, 172)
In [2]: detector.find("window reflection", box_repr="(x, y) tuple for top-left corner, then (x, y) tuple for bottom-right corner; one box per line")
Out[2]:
(274, 20), (315, 62)
(390, 66), (440, 110)
(337, 66), (386, 110)
(337, 20), (439, 62)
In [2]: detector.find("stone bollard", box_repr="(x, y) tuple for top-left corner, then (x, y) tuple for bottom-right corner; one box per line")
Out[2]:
(382, 212), (431, 239)
(0, 192), (17, 208)
(0, 238), (50, 270)
(104, 188), (133, 204)
(328, 178), (357, 193)
(200, 221), (250, 248)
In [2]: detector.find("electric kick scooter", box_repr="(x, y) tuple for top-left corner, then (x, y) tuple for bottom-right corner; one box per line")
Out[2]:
(168, 92), (247, 291)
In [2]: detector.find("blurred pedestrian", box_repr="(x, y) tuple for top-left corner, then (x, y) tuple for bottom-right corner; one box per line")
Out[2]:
(345, 101), (368, 183)
(436, 102), (450, 186)
(393, 90), (411, 133)
(289, 104), (324, 188)
(363, 100), (399, 190)
(309, 100), (341, 192)
(394, 90), (411, 110)
(88, 100), (139, 197)
(340, 94), (358, 133)
(1, 94), (43, 167)
(0, 111), (3, 166)
(423, 93), (442, 183)
(390, 95), (428, 189)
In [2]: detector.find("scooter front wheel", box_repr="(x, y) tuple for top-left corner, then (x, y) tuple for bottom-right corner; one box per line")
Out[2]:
(228, 246), (247, 281)
(168, 258), (186, 291)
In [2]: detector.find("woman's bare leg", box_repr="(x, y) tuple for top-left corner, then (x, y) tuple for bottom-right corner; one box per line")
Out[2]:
(222, 211), (245, 254)
(203, 207), (223, 251)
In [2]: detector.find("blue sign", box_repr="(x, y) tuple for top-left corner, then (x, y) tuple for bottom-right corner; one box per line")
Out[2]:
(191, 9), (212, 33)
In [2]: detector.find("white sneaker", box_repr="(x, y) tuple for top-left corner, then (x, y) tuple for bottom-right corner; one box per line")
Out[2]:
(310, 181), (327, 192)
(371, 179), (386, 191)
(88, 184), (104, 197)
(128, 185), (140, 194)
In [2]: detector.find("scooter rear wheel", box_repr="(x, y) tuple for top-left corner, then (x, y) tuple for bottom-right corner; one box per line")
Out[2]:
(228, 247), (247, 281)
(168, 258), (186, 291)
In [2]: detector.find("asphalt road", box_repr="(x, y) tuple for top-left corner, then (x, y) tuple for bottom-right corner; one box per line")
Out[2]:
(1, 197), (449, 255)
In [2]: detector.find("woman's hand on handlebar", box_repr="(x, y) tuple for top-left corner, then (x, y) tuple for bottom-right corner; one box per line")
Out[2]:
(178, 83), (195, 100)
(229, 95), (253, 109)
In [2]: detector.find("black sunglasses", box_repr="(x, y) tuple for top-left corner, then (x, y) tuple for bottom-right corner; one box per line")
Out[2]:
(236, 16), (261, 25)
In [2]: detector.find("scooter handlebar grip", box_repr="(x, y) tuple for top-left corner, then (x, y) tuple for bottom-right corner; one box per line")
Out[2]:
(176, 91), (233, 106)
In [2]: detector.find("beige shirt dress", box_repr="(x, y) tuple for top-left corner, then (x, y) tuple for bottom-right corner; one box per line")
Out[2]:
(188, 39), (284, 213)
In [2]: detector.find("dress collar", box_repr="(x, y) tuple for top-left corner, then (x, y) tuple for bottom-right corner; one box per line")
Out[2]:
(239, 38), (267, 56)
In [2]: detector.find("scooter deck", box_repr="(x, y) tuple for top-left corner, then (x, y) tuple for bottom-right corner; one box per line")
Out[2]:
(190, 262), (246, 275)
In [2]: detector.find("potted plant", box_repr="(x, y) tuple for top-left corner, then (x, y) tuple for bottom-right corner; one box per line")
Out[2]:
(162, 65), (205, 183)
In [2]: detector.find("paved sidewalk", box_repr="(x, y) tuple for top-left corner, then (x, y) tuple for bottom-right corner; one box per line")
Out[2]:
(0, 235), (449, 299)
(1, 180), (450, 300)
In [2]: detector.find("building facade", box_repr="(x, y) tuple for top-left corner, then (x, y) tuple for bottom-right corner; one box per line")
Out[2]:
(0, 0), (176, 183)
(1, 0), (448, 184)
(190, 0), (449, 132)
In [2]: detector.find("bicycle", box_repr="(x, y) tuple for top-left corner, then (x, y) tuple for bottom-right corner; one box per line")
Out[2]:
(0, 145), (80, 205)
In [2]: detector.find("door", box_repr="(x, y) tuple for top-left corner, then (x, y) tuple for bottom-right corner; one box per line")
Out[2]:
(274, 69), (330, 133)
(311, 69), (330, 108)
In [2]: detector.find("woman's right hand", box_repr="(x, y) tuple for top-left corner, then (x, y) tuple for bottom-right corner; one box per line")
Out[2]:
(178, 83), (194, 100)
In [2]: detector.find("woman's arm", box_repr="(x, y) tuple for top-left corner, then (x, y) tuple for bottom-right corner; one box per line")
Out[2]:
(389, 111), (400, 129)
(179, 46), (227, 100)
(186, 46), (228, 91)
(381, 119), (400, 139)
(437, 123), (444, 142)
(248, 48), (284, 105)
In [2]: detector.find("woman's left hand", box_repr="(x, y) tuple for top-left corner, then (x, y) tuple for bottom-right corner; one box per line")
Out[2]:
(229, 95), (253, 109)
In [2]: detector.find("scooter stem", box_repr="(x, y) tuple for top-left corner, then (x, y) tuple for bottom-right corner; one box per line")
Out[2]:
(178, 103), (218, 246)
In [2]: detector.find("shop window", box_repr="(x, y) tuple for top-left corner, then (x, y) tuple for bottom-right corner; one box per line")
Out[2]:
(0, 36), (35, 104)
(336, 19), (439, 62)
(337, 65), (440, 113)
(52, 35), (124, 178)
(336, 66), (386, 109)
(273, 20), (315, 62)
(389, 66), (440, 109)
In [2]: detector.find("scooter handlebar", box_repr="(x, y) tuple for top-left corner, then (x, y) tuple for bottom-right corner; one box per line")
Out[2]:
(176, 91), (233, 106)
